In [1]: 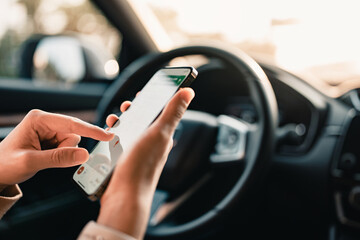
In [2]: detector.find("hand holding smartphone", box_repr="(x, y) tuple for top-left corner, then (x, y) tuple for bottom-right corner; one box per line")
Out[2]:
(73, 67), (197, 200)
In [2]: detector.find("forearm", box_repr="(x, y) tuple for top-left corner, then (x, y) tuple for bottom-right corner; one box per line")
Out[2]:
(98, 178), (159, 240)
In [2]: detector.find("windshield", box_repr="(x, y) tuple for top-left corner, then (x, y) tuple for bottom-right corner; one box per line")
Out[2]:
(129, 0), (360, 97)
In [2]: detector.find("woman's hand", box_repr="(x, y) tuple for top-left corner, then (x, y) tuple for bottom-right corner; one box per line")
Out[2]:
(98, 88), (195, 239)
(0, 110), (114, 186)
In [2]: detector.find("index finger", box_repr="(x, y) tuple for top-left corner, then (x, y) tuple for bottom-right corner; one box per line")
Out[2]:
(33, 110), (114, 141)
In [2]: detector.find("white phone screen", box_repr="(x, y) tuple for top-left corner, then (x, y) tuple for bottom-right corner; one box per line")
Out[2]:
(73, 68), (192, 195)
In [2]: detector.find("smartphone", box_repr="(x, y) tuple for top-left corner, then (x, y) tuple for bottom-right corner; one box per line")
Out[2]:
(73, 67), (197, 200)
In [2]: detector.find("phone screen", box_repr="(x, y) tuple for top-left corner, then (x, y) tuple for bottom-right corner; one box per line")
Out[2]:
(73, 67), (195, 196)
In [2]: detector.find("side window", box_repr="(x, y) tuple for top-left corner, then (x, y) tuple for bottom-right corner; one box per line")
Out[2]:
(0, 0), (122, 83)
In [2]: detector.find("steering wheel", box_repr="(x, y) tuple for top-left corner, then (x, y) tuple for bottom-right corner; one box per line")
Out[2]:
(96, 45), (278, 239)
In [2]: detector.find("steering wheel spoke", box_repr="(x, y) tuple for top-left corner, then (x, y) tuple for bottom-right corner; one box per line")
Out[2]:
(210, 115), (250, 164)
(149, 174), (211, 226)
(149, 190), (169, 226)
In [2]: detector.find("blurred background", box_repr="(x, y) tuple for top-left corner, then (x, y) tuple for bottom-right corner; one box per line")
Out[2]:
(0, 0), (121, 82)
(1, 0), (360, 96)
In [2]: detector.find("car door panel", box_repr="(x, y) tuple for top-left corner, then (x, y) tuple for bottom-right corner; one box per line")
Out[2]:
(0, 79), (110, 140)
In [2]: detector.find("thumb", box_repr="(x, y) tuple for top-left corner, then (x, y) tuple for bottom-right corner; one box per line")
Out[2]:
(29, 147), (89, 170)
(153, 88), (195, 137)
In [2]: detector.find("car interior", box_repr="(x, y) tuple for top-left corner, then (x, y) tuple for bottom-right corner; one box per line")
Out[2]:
(1, 0), (360, 239)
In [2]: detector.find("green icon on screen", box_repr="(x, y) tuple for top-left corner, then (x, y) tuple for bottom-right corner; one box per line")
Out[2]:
(168, 75), (186, 86)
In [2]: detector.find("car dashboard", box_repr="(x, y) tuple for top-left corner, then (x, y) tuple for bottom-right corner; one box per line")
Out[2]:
(173, 58), (360, 239)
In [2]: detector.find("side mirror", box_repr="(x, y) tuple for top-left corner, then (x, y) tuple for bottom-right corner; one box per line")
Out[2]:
(19, 35), (119, 83)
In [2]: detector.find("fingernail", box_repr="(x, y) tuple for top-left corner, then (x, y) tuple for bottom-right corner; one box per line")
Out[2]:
(106, 131), (114, 136)
(73, 149), (88, 164)
(106, 132), (115, 140)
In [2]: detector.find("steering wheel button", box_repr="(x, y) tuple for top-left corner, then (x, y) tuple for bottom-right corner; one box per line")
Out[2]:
(339, 153), (357, 171)
(215, 126), (240, 154)
(210, 115), (249, 163)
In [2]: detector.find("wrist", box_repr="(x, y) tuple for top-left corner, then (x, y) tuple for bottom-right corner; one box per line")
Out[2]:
(107, 168), (160, 201)
(98, 192), (149, 239)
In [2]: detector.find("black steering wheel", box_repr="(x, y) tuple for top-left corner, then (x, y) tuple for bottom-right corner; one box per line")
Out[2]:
(96, 45), (278, 239)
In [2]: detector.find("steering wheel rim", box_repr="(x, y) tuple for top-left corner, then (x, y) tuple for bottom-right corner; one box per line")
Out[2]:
(96, 45), (278, 238)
